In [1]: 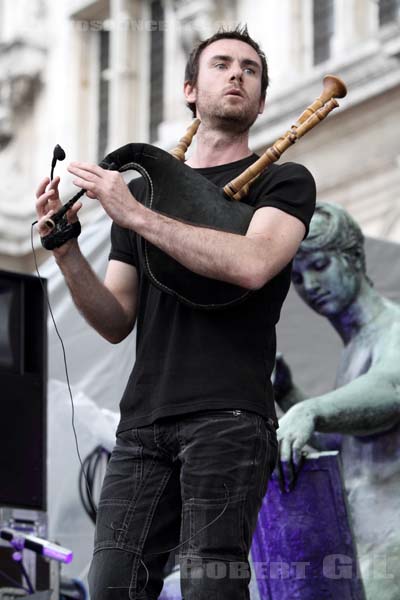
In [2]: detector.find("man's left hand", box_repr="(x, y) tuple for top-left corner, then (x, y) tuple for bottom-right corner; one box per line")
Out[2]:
(67, 162), (141, 229)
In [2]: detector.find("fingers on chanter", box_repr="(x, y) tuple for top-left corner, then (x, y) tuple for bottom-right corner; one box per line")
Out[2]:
(36, 177), (50, 199)
(48, 175), (61, 192)
(66, 201), (82, 223)
(36, 176), (61, 216)
(36, 211), (55, 237)
(47, 177), (61, 204)
(36, 188), (58, 218)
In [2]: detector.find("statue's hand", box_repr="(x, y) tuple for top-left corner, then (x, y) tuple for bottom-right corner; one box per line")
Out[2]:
(272, 353), (294, 403)
(275, 402), (316, 492)
(278, 403), (315, 460)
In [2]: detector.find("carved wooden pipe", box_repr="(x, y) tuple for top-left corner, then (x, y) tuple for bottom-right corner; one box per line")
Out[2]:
(223, 75), (347, 201)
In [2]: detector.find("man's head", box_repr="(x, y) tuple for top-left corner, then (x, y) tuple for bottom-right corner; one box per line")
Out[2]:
(291, 203), (368, 317)
(184, 26), (268, 133)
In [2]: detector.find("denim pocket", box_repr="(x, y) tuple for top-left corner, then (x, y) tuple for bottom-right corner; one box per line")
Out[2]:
(182, 496), (247, 562)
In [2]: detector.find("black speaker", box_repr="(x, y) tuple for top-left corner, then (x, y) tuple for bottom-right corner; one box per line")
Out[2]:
(0, 270), (47, 510)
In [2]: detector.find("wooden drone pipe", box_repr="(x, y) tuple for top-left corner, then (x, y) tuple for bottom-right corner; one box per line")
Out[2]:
(223, 75), (347, 201)
(170, 118), (201, 161)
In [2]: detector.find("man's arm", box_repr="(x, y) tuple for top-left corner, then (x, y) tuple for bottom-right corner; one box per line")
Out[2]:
(132, 204), (305, 290)
(35, 177), (138, 343)
(54, 247), (138, 343)
(67, 163), (306, 290)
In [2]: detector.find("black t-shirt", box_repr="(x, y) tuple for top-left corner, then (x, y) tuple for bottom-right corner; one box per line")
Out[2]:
(109, 154), (316, 432)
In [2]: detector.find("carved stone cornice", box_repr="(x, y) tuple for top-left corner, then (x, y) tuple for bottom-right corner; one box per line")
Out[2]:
(0, 39), (46, 148)
(172, 0), (235, 54)
(249, 34), (400, 151)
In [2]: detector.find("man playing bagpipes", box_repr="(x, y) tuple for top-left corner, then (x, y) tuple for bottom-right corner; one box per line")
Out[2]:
(35, 25), (318, 600)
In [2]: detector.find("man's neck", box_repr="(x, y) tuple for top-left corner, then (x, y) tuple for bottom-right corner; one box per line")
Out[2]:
(185, 126), (253, 168)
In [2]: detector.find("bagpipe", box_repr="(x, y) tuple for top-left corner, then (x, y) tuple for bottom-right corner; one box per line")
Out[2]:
(42, 75), (347, 309)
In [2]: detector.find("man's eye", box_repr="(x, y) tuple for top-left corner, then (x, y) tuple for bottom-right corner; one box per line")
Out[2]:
(215, 63), (227, 69)
(244, 67), (255, 75)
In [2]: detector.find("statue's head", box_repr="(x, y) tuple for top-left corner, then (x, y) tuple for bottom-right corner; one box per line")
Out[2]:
(292, 203), (367, 317)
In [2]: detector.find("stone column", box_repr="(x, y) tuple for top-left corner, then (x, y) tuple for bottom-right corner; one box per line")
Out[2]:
(108, 0), (143, 149)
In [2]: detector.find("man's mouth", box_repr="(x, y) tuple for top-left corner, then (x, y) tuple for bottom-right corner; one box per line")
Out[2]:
(224, 88), (244, 97)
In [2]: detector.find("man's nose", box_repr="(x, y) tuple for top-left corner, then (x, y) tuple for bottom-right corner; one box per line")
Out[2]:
(229, 64), (243, 82)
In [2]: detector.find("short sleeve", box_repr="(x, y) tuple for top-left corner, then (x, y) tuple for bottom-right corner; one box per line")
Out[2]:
(108, 222), (138, 267)
(254, 162), (316, 238)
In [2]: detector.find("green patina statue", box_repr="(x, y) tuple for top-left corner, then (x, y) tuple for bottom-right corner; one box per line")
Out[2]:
(274, 203), (400, 600)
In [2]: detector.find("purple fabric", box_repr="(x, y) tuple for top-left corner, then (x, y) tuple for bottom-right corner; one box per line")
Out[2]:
(251, 452), (366, 599)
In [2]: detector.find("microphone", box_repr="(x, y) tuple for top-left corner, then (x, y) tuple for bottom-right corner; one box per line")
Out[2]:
(0, 527), (73, 564)
(50, 144), (66, 180)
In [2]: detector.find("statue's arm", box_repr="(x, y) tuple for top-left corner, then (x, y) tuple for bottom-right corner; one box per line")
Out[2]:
(277, 367), (400, 469)
(306, 368), (400, 436)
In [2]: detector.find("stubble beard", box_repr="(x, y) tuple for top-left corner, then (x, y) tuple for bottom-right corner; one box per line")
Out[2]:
(196, 90), (260, 134)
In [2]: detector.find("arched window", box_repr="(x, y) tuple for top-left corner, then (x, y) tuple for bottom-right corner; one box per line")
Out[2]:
(149, 0), (164, 142)
(313, 0), (335, 65)
(98, 28), (110, 161)
(378, 0), (400, 26)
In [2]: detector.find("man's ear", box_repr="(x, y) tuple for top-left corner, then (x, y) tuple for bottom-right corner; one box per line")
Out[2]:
(184, 80), (197, 104)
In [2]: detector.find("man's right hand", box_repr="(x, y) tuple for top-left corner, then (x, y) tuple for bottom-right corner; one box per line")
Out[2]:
(35, 176), (82, 256)
(35, 176), (138, 343)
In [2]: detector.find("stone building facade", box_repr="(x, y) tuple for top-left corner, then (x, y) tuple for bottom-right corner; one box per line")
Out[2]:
(0, 0), (399, 271)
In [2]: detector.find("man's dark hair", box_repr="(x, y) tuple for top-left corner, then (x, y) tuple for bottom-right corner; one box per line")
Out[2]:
(184, 25), (269, 117)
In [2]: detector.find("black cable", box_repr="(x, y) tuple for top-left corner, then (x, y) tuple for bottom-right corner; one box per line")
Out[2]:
(79, 446), (110, 523)
(60, 576), (87, 600)
(135, 559), (150, 599)
(128, 484), (230, 599)
(18, 560), (35, 594)
(78, 453), (96, 523)
(147, 483), (230, 558)
(32, 151), (232, 597)
(31, 220), (232, 598)
(30, 224), (97, 515)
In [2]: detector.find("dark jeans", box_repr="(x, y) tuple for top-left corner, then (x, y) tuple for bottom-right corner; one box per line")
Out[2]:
(88, 410), (278, 600)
